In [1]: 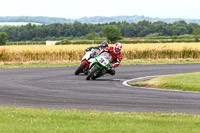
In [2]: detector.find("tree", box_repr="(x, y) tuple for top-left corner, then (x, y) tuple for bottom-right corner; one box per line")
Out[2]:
(60, 38), (71, 44)
(84, 32), (97, 40)
(193, 28), (200, 42)
(173, 30), (178, 36)
(102, 25), (122, 43)
(0, 32), (8, 45)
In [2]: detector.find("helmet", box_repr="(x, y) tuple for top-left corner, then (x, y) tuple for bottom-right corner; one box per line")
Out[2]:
(99, 41), (108, 48)
(114, 42), (122, 54)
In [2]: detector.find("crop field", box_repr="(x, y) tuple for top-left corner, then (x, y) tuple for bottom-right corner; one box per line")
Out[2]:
(0, 43), (200, 63)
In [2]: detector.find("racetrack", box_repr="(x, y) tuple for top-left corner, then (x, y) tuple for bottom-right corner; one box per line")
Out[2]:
(0, 64), (200, 114)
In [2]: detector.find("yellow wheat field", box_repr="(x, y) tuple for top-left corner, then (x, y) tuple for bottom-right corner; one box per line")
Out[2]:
(1, 43), (200, 62)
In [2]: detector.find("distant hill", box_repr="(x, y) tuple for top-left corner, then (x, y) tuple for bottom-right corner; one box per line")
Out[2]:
(0, 22), (42, 26)
(77, 16), (200, 24)
(0, 16), (200, 24)
(0, 16), (73, 24)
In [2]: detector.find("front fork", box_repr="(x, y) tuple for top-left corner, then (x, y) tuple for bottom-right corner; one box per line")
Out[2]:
(89, 63), (107, 76)
(89, 63), (100, 74)
(81, 60), (90, 71)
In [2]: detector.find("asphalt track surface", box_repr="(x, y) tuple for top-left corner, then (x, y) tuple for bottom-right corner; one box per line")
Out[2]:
(0, 64), (200, 115)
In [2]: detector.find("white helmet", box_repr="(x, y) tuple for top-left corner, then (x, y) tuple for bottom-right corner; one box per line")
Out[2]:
(114, 42), (122, 54)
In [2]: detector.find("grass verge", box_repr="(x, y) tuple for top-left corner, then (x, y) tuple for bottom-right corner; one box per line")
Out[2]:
(0, 62), (79, 68)
(129, 72), (200, 92)
(0, 107), (200, 133)
(0, 58), (200, 68)
(0, 61), (80, 68)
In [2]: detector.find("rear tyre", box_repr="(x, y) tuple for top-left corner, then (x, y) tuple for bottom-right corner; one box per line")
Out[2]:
(86, 66), (98, 80)
(75, 62), (87, 75)
(91, 76), (96, 80)
(84, 70), (89, 75)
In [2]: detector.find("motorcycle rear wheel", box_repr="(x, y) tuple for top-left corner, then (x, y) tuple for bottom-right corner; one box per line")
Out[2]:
(91, 76), (96, 80)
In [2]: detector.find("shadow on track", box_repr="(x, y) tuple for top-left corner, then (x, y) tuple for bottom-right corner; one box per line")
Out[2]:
(87, 78), (121, 81)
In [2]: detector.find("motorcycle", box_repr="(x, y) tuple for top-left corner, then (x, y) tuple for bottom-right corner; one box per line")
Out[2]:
(86, 52), (112, 80)
(74, 49), (98, 75)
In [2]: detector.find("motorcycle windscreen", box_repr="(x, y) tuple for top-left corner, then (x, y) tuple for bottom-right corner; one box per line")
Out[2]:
(97, 53), (112, 66)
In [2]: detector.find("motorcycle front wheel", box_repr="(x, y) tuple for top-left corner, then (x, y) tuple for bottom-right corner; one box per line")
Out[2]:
(86, 66), (98, 80)
(75, 62), (87, 75)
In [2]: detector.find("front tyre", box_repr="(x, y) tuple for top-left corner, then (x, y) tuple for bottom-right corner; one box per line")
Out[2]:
(75, 62), (87, 75)
(86, 66), (98, 80)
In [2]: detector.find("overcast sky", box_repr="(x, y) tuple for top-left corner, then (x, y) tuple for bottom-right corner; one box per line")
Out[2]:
(0, 0), (200, 19)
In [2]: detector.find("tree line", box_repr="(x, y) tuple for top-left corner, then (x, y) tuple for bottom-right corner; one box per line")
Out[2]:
(0, 20), (200, 41)
(1, 16), (200, 24)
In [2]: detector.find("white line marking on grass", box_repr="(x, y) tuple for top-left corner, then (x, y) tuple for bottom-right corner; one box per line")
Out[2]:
(122, 75), (200, 93)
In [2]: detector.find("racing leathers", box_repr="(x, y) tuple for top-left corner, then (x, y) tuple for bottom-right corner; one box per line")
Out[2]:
(85, 41), (109, 58)
(85, 46), (103, 58)
(98, 46), (122, 75)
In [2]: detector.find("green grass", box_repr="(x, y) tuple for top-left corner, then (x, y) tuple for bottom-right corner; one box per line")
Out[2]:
(0, 59), (200, 68)
(0, 62), (80, 68)
(129, 72), (200, 92)
(0, 107), (200, 133)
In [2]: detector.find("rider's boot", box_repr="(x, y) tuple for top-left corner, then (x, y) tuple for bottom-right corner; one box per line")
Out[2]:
(107, 69), (115, 75)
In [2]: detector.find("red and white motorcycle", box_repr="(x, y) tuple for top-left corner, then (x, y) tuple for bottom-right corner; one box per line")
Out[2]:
(74, 49), (98, 75)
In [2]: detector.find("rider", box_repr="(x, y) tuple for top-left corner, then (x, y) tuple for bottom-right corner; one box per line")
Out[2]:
(98, 42), (122, 75)
(85, 41), (109, 57)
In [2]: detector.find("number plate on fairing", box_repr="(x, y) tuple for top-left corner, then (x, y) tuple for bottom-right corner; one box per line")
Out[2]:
(98, 57), (109, 66)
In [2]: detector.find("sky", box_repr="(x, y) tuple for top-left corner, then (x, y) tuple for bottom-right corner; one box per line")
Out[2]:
(0, 0), (200, 19)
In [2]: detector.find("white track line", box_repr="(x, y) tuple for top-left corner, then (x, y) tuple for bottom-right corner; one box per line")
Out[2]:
(123, 75), (169, 87)
(122, 75), (200, 93)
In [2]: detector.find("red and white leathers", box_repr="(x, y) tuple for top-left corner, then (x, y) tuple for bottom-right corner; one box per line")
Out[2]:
(99, 46), (122, 68)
